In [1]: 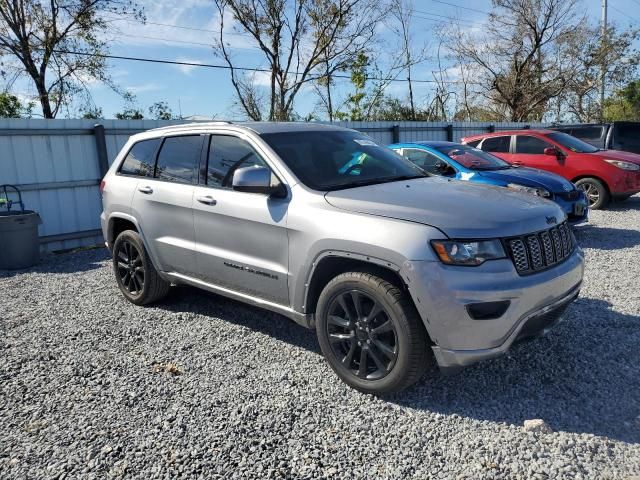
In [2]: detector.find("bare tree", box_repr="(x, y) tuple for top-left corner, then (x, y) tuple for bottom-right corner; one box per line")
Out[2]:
(449, 0), (583, 122)
(214, 0), (382, 121)
(559, 23), (640, 122)
(0, 0), (142, 118)
(388, 0), (428, 120)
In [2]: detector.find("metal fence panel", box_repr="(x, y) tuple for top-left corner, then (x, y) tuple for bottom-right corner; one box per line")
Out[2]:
(0, 118), (548, 252)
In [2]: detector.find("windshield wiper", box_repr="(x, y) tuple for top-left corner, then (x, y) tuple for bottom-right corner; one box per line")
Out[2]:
(327, 174), (426, 191)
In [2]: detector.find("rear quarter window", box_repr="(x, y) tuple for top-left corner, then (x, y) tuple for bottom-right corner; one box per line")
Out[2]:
(119, 138), (161, 177)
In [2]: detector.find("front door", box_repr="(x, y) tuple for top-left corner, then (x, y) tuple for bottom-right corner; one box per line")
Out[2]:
(513, 134), (564, 175)
(193, 134), (290, 305)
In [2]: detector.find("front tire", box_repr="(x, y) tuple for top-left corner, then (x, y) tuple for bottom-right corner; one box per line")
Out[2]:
(316, 272), (430, 395)
(575, 178), (609, 210)
(112, 230), (170, 305)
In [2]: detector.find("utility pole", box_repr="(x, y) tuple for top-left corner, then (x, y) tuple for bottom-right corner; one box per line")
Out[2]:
(600, 0), (608, 122)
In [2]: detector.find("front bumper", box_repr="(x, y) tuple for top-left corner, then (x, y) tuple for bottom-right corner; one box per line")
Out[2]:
(403, 248), (584, 370)
(553, 192), (588, 224)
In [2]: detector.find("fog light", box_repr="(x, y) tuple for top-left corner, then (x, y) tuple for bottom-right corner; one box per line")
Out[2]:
(466, 300), (511, 320)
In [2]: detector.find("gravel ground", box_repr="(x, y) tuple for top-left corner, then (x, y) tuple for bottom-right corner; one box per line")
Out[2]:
(1, 197), (639, 480)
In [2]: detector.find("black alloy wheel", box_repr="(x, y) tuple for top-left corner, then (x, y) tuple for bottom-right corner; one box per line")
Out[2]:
(116, 240), (145, 295)
(326, 289), (398, 381)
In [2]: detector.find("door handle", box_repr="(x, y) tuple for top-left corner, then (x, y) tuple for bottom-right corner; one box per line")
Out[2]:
(138, 186), (153, 194)
(196, 195), (217, 206)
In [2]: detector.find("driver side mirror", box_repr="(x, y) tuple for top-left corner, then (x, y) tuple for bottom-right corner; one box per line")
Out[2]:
(232, 166), (286, 198)
(544, 147), (563, 157)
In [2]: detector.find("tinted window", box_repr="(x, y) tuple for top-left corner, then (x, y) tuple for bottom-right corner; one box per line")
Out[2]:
(433, 144), (510, 170)
(546, 132), (599, 153)
(261, 131), (425, 191)
(481, 136), (510, 153)
(515, 135), (552, 154)
(572, 126), (605, 140)
(466, 139), (481, 148)
(613, 123), (640, 150)
(119, 139), (160, 177)
(155, 136), (202, 184)
(207, 136), (269, 188)
(402, 148), (447, 175)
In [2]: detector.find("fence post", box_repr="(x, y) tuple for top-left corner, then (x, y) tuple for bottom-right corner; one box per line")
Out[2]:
(488, 124), (496, 133)
(446, 124), (454, 142)
(392, 124), (400, 143)
(93, 124), (109, 177)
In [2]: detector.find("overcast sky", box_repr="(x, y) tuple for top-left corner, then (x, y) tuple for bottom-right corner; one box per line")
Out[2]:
(10, 0), (639, 119)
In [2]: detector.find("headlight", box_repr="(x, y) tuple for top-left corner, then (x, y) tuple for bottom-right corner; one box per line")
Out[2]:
(604, 159), (640, 171)
(431, 239), (506, 266)
(506, 183), (551, 197)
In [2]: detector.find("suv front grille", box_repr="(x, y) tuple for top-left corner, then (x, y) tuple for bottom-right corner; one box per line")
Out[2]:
(505, 222), (575, 275)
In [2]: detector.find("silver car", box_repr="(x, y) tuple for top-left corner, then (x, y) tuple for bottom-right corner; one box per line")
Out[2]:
(100, 122), (585, 394)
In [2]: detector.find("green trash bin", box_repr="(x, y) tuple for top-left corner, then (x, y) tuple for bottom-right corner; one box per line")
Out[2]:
(0, 185), (42, 270)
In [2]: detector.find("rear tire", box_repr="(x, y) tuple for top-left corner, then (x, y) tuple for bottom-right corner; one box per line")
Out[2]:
(316, 272), (430, 395)
(112, 230), (170, 305)
(575, 178), (609, 210)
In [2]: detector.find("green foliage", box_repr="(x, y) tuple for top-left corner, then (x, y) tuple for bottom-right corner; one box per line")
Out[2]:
(80, 107), (103, 119)
(148, 101), (174, 120)
(335, 53), (370, 121)
(0, 92), (27, 118)
(115, 108), (144, 120)
(603, 79), (640, 121)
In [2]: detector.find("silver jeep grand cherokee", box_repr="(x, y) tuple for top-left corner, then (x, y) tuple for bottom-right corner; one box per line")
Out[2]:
(100, 122), (585, 394)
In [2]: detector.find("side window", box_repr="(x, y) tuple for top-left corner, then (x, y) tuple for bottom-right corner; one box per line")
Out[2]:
(402, 148), (450, 175)
(207, 135), (269, 188)
(119, 138), (160, 177)
(155, 135), (203, 184)
(466, 140), (481, 148)
(515, 135), (552, 154)
(480, 136), (511, 153)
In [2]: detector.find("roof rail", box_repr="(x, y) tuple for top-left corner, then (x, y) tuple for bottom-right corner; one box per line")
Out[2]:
(148, 121), (234, 132)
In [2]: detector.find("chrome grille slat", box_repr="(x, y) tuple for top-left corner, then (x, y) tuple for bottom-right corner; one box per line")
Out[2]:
(507, 222), (575, 275)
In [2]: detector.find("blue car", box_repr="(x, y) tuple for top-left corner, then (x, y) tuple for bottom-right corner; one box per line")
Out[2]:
(389, 141), (589, 224)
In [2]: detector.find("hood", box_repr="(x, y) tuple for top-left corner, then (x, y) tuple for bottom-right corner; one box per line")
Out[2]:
(477, 167), (575, 193)
(594, 149), (640, 164)
(324, 177), (566, 239)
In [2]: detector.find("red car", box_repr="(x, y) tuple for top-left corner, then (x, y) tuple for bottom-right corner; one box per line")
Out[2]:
(461, 129), (640, 209)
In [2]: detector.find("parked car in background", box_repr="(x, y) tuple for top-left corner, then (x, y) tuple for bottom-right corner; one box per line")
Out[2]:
(388, 141), (588, 224)
(549, 122), (640, 154)
(462, 130), (640, 209)
(100, 122), (584, 394)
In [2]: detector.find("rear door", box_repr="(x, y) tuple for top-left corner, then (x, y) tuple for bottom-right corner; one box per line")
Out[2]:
(479, 135), (513, 162)
(130, 134), (204, 276)
(192, 134), (290, 305)
(512, 134), (564, 175)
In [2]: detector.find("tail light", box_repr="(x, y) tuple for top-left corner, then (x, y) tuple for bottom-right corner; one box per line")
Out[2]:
(99, 179), (106, 194)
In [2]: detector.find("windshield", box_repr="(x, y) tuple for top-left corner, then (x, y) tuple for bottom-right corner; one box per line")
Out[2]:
(432, 144), (511, 170)
(261, 131), (426, 191)
(547, 132), (600, 153)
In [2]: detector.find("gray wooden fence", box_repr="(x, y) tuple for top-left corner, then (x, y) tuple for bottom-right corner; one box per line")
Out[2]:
(0, 118), (546, 252)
